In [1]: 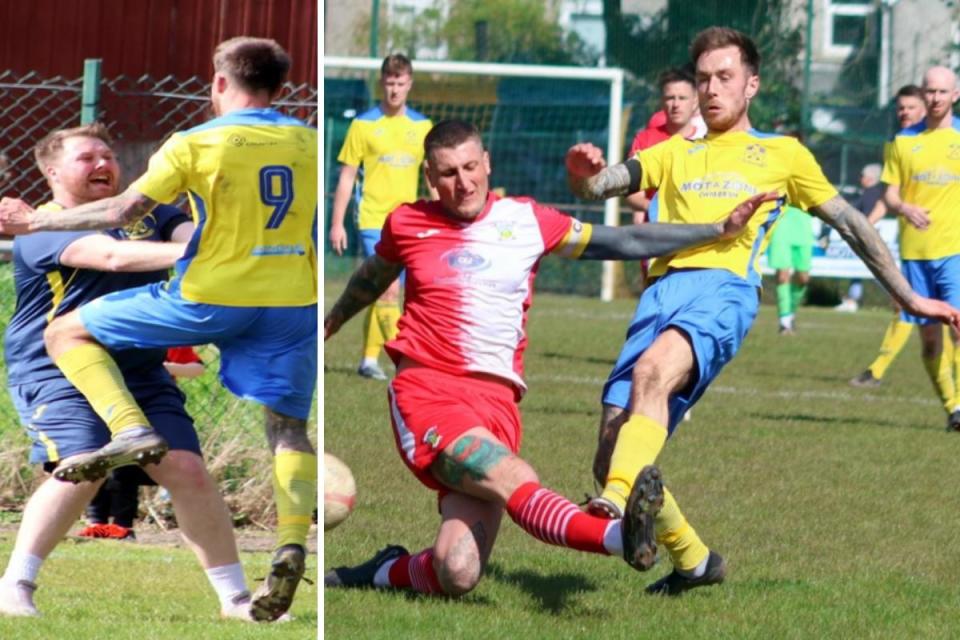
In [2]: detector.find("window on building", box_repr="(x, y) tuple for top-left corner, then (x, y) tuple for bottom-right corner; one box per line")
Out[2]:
(823, 0), (873, 58)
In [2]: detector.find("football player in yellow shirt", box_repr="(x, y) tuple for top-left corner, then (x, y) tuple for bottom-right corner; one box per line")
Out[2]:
(883, 66), (960, 430)
(565, 27), (960, 596)
(329, 54), (432, 380)
(0, 37), (316, 623)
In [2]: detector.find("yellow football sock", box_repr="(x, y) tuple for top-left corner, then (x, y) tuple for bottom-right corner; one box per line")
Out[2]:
(273, 451), (318, 549)
(55, 344), (149, 435)
(655, 487), (709, 572)
(867, 318), (913, 379)
(922, 351), (955, 413)
(362, 305), (384, 360)
(375, 301), (401, 342)
(600, 414), (667, 512)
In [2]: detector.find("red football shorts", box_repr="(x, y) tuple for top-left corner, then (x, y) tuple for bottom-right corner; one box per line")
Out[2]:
(387, 365), (522, 493)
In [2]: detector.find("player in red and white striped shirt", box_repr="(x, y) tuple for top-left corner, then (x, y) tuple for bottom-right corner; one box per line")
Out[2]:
(324, 119), (776, 595)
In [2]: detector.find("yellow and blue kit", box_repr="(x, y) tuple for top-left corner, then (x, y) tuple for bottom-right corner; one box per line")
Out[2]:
(338, 105), (432, 232)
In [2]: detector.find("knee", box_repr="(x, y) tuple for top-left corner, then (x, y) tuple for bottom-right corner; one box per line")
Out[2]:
(151, 451), (213, 493)
(434, 549), (482, 597)
(631, 359), (666, 397)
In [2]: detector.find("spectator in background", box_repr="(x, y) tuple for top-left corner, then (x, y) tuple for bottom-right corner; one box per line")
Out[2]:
(835, 163), (887, 313)
(328, 54), (433, 381)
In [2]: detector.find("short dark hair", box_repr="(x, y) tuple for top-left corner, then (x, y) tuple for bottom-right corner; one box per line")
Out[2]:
(381, 53), (413, 78)
(213, 36), (290, 95)
(658, 66), (695, 93)
(424, 120), (483, 161)
(896, 84), (923, 100)
(690, 27), (761, 76)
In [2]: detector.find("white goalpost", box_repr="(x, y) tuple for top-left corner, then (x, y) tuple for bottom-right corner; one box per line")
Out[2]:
(324, 56), (626, 302)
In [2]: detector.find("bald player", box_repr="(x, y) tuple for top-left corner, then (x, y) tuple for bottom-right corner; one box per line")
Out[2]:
(883, 66), (960, 431)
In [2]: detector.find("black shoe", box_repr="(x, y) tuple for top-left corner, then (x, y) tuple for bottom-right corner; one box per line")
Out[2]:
(324, 545), (408, 588)
(53, 427), (169, 484)
(947, 410), (960, 433)
(645, 550), (726, 596)
(621, 465), (663, 572)
(849, 370), (882, 389)
(251, 544), (307, 622)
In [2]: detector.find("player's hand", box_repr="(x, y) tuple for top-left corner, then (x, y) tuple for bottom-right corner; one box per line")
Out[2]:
(719, 192), (781, 239)
(0, 197), (35, 235)
(899, 203), (930, 230)
(329, 223), (348, 256)
(905, 295), (960, 332)
(565, 143), (606, 178)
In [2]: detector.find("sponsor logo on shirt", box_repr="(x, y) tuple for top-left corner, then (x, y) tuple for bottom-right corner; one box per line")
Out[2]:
(251, 244), (307, 256)
(680, 172), (758, 199)
(442, 248), (490, 272)
(378, 153), (417, 168)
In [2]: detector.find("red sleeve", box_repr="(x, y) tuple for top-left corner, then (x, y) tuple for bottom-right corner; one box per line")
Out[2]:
(375, 207), (403, 263)
(528, 200), (574, 253)
(165, 346), (201, 364)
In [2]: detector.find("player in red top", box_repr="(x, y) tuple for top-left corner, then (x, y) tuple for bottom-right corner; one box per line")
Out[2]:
(323, 119), (777, 595)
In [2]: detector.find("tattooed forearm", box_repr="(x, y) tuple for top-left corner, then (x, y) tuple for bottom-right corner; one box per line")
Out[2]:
(580, 221), (724, 260)
(813, 195), (914, 305)
(434, 436), (510, 489)
(31, 188), (155, 231)
(326, 255), (403, 329)
(568, 163), (634, 201)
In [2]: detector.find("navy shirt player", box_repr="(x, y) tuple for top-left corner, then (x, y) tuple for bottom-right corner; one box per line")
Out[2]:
(0, 123), (254, 620)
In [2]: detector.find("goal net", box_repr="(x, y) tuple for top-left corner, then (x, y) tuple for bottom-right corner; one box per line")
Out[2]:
(323, 57), (626, 300)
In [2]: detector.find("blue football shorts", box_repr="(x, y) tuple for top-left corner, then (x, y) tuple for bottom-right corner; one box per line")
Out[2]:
(10, 373), (200, 466)
(361, 228), (405, 285)
(900, 256), (960, 325)
(79, 282), (317, 419)
(602, 268), (760, 434)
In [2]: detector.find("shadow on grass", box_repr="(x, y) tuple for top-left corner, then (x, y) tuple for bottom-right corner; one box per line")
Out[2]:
(540, 351), (615, 367)
(748, 411), (920, 431)
(486, 562), (596, 614)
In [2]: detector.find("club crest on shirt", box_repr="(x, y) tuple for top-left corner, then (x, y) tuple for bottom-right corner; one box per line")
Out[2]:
(743, 144), (767, 167)
(948, 143), (960, 160)
(123, 213), (158, 240)
(442, 248), (490, 272)
(494, 220), (516, 241)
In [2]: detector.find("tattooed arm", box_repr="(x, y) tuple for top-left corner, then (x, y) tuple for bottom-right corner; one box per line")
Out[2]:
(576, 192), (779, 260)
(565, 142), (639, 201)
(0, 187), (156, 234)
(812, 195), (960, 326)
(324, 255), (404, 340)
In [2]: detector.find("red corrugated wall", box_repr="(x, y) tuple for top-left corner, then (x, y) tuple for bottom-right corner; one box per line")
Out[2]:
(0, 0), (317, 83)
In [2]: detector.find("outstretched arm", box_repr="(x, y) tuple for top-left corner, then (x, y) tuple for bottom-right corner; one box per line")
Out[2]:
(324, 255), (404, 340)
(576, 192), (779, 261)
(0, 187), (156, 234)
(565, 143), (639, 201)
(812, 195), (960, 327)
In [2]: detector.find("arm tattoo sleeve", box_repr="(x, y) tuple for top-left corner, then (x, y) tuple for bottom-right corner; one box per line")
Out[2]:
(327, 255), (403, 329)
(579, 221), (724, 260)
(812, 195), (914, 305)
(30, 189), (156, 231)
(568, 159), (640, 201)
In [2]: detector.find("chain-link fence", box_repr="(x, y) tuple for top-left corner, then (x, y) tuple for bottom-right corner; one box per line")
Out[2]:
(0, 68), (318, 509)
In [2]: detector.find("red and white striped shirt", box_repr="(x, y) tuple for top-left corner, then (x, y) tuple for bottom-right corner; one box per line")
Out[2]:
(377, 192), (588, 394)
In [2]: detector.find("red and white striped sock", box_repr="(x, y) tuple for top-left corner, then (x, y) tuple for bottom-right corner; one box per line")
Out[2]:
(385, 548), (444, 594)
(506, 482), (612, 555)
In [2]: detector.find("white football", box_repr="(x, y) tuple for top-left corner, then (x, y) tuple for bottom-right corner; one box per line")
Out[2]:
(324, 452), (356, 531)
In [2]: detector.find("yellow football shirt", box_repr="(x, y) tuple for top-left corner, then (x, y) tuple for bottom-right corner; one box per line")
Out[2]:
(637, 129), (838, 285)
(882, 118), (960, 260)
(337, 106), (432, 230)
(131, 108), (317, 307)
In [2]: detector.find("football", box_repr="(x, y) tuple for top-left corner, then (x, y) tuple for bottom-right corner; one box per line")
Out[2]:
(324, 452), (356, 531)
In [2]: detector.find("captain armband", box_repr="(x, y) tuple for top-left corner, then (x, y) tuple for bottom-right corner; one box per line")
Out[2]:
(553, 219), (593, 259)
(625, 158), (641, 195)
